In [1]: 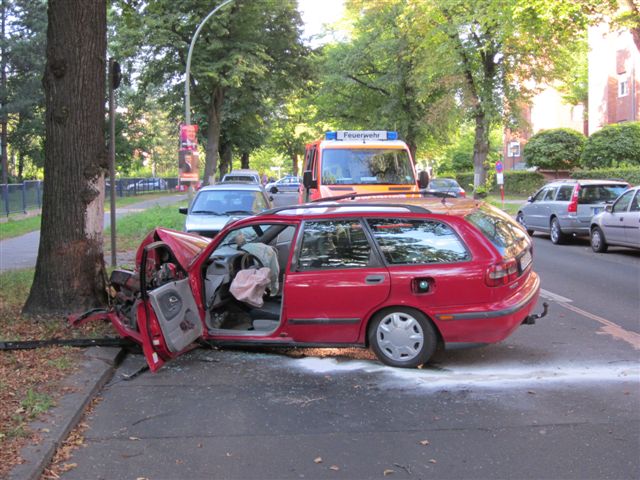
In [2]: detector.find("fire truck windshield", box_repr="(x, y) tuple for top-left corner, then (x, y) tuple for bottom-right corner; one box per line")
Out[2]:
(321, 148), (414, 185)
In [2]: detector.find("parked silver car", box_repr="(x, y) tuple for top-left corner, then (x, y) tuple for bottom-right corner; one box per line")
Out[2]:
(220, 169), (261, 184)
(426, 178), (466, 197)
(517, 179), (630, 244)
(265, 175), (301, 194)
(179, 183), (272, 238)
(590, 185), (640, 252)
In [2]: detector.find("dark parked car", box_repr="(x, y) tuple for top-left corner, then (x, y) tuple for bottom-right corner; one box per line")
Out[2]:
(72, 194), (545, 372)
(426, 178), (466, 197)
(126, 178), (168, 192)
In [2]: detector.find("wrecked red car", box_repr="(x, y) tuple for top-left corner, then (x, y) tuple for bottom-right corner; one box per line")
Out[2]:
(73, 197), (546, 372)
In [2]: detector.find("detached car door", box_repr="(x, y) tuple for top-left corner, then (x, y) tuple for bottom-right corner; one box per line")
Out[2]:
(137, 241), (205, 371)
(284, 219), (390, 343)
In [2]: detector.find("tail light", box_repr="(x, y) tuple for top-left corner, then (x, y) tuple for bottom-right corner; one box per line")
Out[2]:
(568, 184), (580, 213)
(459, 190), (466, 198)
(485, 259), (518, 287)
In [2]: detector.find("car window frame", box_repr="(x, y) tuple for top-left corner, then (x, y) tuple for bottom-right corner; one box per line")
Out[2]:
(363, 216), (472, 266)
(292, 218), (384, 272)
(612, 189), (635, 213)
(630, 190), (640, 212)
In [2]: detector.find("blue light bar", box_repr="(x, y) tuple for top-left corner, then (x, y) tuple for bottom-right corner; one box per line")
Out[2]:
(325, 131), (337, 140)
(387, 131), (398, 140)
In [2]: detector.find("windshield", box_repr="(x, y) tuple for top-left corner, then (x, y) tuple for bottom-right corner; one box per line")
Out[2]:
(321, 148), (415, 185)
(190, 190), (267, 215)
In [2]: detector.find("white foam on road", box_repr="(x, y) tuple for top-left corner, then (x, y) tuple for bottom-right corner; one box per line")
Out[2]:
(290, 357), (640, 390)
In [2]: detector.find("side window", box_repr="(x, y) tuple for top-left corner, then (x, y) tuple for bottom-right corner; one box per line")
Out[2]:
(297, 220), (372, 270)
(543, 187), (558, 201)
(556, 185), (574, 201)
(532, 189), (546, 202)
(612, 190), (634, 213)
(630, 191), (640, 212)
(367, 219), (470, 265)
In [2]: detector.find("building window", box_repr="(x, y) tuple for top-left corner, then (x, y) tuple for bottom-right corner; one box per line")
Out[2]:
(508, 141), (521, 158)
(618, 77), (629, 97)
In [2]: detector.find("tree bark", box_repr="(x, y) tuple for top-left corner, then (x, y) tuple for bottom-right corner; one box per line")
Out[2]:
(23, 0), (107, 315)
(219, 143), (232, 177)
(240, 152), (249, 169)
(203, 87), (224, 185)
(472, 112), (490, 197)
(291, 152), (299, 176)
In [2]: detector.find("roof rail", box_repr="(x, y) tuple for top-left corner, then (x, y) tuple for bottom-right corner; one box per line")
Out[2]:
(259, 202), (432, 216)
(314, 190), (454, 203)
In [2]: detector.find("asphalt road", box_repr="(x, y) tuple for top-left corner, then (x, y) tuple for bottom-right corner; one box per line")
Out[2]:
(57, 229), (639, 479)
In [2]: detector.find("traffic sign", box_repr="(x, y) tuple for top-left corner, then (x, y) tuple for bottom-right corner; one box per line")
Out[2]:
(495, 161), (504, 173)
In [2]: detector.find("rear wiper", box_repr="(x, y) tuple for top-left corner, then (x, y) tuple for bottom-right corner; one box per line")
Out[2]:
(224, 210), (254, 215)
(190, 210), (224, 215)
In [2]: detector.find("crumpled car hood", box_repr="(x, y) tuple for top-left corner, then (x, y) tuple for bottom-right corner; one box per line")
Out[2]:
(135, 227), (211, 270)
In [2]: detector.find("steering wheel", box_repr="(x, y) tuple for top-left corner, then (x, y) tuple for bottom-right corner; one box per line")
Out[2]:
(240, 252), (264, 270)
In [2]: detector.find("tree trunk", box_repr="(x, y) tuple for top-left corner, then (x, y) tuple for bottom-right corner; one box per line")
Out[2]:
(240, 152), (249, 169)
(219, 143), (232, 177)
(203, 87), (224, 185)
(291, 152), (299, 176)
(23, 0), (108, 315)
(472, 112), (489, 197)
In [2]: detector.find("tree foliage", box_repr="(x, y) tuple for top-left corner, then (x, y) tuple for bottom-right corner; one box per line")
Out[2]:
(112, 0), (308, 183)
(523, 128), (586, 171)
(1, 0), (47, 182)
(581, 122), (640, 168)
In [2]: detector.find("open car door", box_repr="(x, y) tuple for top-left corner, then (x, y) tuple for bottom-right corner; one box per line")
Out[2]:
(137, 241), (204, 372)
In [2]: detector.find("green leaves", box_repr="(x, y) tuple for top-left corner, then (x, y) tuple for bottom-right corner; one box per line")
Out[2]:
(523, 128), (586, 171)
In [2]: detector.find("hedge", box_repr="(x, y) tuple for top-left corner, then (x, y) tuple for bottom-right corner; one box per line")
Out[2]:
(439, 170), (546, 195)
(571, 167), (640, 185)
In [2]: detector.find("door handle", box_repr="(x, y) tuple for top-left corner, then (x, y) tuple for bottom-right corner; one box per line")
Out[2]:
(365, 275), (385, 284)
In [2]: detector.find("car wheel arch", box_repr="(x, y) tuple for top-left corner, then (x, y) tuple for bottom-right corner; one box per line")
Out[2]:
(363, 305), (443, 348)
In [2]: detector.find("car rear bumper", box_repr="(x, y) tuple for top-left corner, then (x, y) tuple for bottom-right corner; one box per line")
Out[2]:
(435, 272), (542, 344)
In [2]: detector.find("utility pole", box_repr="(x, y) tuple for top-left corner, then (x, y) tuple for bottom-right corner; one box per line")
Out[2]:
(1, 0), (9, 186)
(109, 59), (121, 267)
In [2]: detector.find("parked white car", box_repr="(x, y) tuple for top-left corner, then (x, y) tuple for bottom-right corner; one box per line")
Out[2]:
(590, 185), (640, 252)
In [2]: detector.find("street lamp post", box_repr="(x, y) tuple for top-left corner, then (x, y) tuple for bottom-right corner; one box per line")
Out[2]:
(184, 0), (235, 125)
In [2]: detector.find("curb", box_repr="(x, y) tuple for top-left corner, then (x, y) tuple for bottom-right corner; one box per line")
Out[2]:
(8, 346), (125, 480)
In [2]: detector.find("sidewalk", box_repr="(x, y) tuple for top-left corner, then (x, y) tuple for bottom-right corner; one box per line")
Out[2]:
(0, 194), (186, 272)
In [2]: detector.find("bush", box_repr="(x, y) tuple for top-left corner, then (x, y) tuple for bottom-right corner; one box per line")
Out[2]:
(581, 122), (640, 168)
(571, 167), (640, 185)
(523, 128), (586, 171)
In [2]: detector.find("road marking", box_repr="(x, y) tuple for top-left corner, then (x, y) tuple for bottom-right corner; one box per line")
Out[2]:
(540, 288), (573, 303)
(541, 288), (640, 350)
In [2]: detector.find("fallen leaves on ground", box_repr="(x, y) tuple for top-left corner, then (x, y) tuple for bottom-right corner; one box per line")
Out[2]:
(0, 303), (114, 479)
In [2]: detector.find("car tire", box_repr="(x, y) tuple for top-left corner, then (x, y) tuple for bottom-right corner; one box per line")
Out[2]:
(368, 307), (437, 368)
(550, 217), (569, 245)
(590, 226), (608, 253)
(516, 212), (534, 236)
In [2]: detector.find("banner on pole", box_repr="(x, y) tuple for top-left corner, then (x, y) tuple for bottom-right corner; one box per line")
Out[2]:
(179, 149), (199, 182)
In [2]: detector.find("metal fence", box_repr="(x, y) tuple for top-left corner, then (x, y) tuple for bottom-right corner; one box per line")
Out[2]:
(1, 177), (179, 216)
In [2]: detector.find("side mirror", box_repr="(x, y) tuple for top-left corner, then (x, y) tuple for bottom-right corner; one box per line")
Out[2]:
(527, 196), (533, 203)
(270, 186), (278, 194)
(303, 170), (317, 189)
(179, 207), (188, 215)
(418, 170), (430, 189)
(605, 204), (613, 213)
(269, 196), (274, 202)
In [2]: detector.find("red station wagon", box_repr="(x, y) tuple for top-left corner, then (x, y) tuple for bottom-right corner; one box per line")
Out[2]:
(72, 195), (546, 371)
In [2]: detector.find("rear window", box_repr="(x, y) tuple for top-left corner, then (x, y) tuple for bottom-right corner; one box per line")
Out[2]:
(578, 185), (627, 204)
(367, 219), (470, 264)
(465, 205), (529, 257)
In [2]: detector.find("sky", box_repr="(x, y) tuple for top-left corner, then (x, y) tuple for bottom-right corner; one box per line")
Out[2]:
(298, 0), (346, 46)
